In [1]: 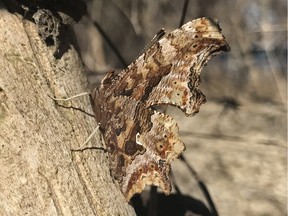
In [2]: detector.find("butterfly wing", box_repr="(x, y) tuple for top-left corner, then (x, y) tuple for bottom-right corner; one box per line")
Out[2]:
(145, 18), (230, 115)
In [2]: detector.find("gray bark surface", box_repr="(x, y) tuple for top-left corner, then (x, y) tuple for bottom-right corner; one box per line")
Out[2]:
(0, 4), (135, 216)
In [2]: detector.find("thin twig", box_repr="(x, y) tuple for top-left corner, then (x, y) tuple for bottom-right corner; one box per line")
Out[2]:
(179, 0), (189, 27)
(93, 21), (128, 67)
(180, 155), (219, 216)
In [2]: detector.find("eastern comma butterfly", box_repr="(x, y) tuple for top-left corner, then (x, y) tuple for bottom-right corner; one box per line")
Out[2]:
(91, 17), (230, 201)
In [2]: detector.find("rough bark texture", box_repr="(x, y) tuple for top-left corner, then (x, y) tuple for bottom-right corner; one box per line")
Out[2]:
(0, 4), (135, 216)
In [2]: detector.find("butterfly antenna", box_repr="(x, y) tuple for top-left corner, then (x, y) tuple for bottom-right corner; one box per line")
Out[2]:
(133, 28), (166, 62)
(150, 28), (166, 46)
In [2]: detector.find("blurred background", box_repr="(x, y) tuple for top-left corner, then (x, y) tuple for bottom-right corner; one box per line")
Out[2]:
(73, 0), (287, 215)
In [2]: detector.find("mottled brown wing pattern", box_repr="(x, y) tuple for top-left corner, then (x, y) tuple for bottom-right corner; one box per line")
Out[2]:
(146, 18), (230, 115)
(92, 17), (230, 201)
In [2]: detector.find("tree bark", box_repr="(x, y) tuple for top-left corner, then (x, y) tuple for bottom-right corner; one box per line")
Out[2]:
(0, 4), (135, 216)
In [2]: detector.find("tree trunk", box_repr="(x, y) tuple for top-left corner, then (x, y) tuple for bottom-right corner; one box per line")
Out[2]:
(0, 4), (135, 216)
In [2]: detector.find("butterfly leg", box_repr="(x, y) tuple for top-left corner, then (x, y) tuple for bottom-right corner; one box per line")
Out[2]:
(49, 92), (91, 101)
(73, 123), (99, 150)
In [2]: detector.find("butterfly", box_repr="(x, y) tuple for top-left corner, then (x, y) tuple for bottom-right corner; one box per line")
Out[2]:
(91, 17), (230, 201)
